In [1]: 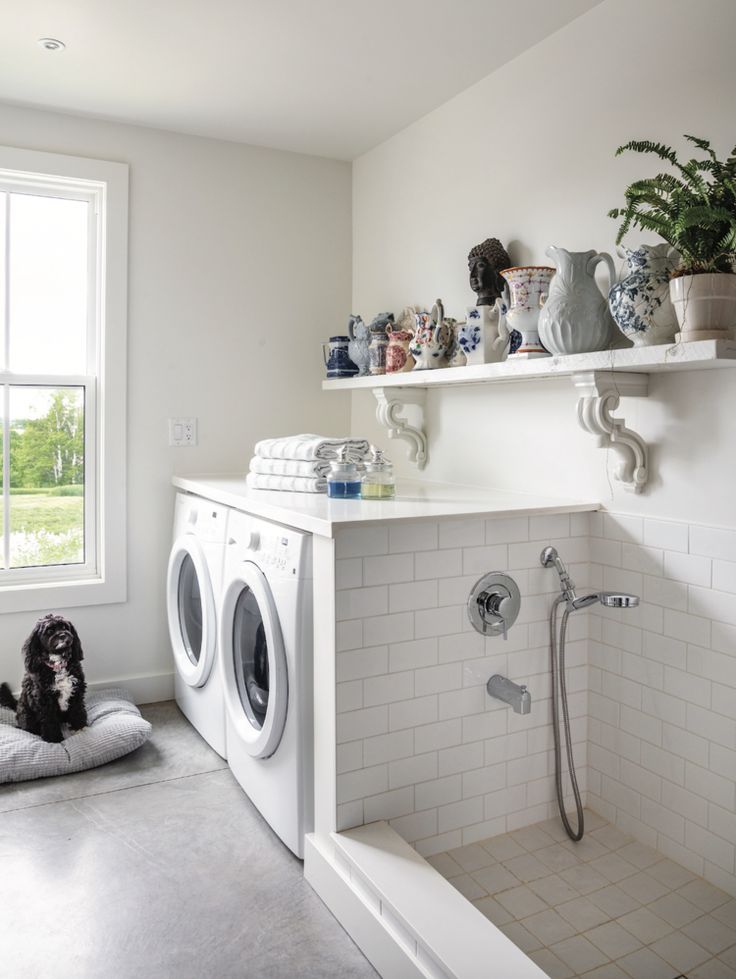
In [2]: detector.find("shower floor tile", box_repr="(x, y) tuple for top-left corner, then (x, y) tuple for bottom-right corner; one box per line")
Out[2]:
(433, 810), (736, 979)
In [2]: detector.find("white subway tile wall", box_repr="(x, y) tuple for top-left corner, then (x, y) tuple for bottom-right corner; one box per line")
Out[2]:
(333, 510), (736, 900)
(334, 515), (590, 856)
(588, 512), (736, 898)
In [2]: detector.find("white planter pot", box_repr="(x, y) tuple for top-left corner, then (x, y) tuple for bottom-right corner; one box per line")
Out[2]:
(670, 272), (736, 341)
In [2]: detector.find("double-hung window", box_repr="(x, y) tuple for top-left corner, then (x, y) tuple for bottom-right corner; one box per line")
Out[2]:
(0, 146), (127, 612)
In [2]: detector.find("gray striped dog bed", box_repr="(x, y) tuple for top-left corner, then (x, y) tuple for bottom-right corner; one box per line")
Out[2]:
(0, 687), (152, 784)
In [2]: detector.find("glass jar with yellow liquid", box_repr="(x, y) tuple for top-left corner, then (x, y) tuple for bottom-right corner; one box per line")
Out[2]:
(360, 448), (395, 500)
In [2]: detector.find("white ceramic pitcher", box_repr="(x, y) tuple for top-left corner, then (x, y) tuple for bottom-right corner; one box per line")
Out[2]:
(538, 246), (617, 355)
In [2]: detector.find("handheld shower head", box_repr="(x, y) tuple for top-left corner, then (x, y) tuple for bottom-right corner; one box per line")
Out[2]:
(543, 545), (642, 613)
(599, 592), (639, 608)
(570, 592), (640, 610)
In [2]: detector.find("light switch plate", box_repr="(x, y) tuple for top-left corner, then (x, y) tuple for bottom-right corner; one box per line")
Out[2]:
(168, 417), (197, 447)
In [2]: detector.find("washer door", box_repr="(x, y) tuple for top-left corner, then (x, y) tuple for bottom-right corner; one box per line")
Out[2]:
(167, 535), (217, 688)
(221, 561), (287, 759)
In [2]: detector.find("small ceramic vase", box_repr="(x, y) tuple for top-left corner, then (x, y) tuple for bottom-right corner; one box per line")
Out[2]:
(608, 244), (680, 346)
(368, 331), (388, 375)
(539, 246), (617, 355)
(411, 300), (450, 370)
(460, 304), (509, 365)
(386, 325), (415, 373)
(347, 315), (371, 375)
(499, 266), (555, 358)
(322, 336), (358, 379)
(443, 317), (459, 365)
(445, 320), (466, 367)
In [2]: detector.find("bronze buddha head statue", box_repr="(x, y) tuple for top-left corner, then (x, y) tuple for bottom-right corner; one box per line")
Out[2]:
(468, 238), (511, 306)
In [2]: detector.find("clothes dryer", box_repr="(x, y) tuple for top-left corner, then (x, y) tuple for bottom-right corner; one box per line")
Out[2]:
(219, 509), (313, 857)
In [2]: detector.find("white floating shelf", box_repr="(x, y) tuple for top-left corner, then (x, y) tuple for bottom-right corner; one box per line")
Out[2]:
(321, 338), (736, 391)
(322, 339), (736, 493)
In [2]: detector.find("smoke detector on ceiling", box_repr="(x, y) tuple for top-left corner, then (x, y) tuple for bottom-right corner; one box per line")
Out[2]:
(38, 38), (66, 52)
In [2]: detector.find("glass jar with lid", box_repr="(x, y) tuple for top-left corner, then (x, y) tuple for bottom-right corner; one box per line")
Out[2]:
(326, 447), (362, 498)
(360, 448), (395, 500)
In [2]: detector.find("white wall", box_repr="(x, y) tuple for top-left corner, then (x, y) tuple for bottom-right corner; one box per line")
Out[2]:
(351, 0), (736, 526)
(0, 102), (351, 698)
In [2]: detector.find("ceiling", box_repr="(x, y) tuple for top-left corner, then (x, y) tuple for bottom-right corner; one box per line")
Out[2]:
(0, 0), (601, 160)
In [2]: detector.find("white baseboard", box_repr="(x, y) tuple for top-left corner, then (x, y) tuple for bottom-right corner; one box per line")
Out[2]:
(87, 671), (175, 705)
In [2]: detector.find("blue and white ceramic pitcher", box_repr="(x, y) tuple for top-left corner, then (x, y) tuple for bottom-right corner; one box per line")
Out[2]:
(322, 336), (358, 379)
(608, 244), (680, 346)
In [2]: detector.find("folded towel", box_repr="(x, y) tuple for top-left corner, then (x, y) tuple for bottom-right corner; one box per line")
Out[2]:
(249, 457), (332, 478)
(246, 472), (326, 494)
(253, 434), (370, 463)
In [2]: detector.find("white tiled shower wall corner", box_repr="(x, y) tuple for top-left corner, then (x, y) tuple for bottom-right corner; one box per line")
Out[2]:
(333, 511), (736, 899)
(333, 512), (592, 857)
(586, 511), (736, 898)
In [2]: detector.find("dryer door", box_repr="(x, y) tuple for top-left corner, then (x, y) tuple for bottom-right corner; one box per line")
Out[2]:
(221, 561), (287, 759)
(167, 535), (217, 688)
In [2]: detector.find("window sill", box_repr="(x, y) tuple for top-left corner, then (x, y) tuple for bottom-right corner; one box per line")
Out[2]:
(0, 571), (126, 615)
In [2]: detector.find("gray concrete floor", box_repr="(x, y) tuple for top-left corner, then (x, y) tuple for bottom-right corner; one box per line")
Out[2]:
(0, 701), (377, 979)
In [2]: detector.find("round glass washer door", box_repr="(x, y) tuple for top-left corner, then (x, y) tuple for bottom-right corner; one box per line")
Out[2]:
(166, 535), (217, 688)
(221, 561), (287, 759)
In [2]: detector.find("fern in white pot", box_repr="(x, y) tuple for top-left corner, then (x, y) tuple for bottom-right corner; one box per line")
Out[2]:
(609, 135), (736, 341)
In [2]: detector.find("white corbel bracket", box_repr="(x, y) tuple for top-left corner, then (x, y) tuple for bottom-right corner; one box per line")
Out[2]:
(573, 371), (649, 493)
(373, 388), (428, 469)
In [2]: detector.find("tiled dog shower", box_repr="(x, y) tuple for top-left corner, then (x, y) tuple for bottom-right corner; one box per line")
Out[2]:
(431, 810), (736, 979)
(333, 510), (736, 976)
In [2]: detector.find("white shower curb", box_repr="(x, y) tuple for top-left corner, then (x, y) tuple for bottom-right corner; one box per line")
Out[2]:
(304, 822), (547, 979)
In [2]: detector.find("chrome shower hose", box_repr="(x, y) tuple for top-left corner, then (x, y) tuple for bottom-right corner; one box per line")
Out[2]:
(550, 596), (585, 842)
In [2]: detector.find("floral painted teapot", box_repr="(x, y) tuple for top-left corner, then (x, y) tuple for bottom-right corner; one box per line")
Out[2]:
(411, 299), (450, 369)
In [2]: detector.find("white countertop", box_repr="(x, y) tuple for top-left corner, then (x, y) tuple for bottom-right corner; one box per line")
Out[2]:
(172, 473), (599, 537)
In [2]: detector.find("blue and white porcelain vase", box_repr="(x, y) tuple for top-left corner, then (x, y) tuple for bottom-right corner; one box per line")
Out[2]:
(459, 304), (509, 365)
(608, 244), (680, 346)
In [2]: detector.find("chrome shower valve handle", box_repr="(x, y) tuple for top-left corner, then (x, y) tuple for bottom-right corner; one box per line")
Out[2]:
(467, 572), (521, 639)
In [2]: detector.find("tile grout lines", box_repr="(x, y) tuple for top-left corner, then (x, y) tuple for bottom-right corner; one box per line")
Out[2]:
(431, 810), (736, 978)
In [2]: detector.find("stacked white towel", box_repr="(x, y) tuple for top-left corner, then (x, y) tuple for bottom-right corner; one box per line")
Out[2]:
(246, 472), (326, 493)
(253, 434), (370, 463)
(247, 435), (371, 494)
(249, 457), (332, 478)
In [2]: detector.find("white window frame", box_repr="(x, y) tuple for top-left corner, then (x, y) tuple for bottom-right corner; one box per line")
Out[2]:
(0, 145), (127, 613)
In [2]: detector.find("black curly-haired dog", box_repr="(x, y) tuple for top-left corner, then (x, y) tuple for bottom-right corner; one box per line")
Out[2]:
(0, 613), (87, 742)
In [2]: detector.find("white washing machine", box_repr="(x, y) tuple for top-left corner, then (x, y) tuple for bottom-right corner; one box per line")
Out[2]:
(167, 492), (228, 758)
(219, 508), (313, 857)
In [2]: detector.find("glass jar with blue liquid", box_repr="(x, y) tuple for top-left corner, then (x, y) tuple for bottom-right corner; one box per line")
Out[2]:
(326, 449), (362, 499)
